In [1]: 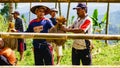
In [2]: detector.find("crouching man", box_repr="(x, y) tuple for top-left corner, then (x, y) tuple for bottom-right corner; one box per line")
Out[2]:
(0, 38), (17, 66)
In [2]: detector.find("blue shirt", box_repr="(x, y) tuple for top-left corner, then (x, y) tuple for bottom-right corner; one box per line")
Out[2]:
(15, 18), (24, 32)
(49, 18), (57, 26)
(26, 18), (54, 47)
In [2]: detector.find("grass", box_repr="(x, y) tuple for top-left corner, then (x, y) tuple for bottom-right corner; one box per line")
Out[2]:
(15, 40), (120, 66)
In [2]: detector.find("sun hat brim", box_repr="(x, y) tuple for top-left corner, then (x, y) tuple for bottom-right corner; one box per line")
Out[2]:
(30, 5), (50, 15)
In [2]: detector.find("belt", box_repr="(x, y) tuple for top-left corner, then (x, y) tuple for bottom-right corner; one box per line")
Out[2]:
(37, 43), (49, 48)
(39, 43), (48, 45)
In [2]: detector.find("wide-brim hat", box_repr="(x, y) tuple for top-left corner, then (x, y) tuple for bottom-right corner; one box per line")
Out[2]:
(30, 5), (50, 15)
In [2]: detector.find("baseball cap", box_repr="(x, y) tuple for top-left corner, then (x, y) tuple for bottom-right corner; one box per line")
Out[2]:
(73, 3), (87, 10)
(50, 8), (58, 13)
(11, 11), (20, 15)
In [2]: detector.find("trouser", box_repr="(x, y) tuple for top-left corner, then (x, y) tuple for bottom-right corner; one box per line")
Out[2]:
(0, 55), (12, 65)
(72, 48), (91, 65)
(18, 39), (26, 52)
(33, 43), (52, 65)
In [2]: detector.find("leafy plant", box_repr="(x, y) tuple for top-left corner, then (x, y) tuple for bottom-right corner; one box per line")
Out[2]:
(21, 14), (27, 30)
(0, 3), (9, 20)
(67, 16), (75, 26)
(91, 9), (107, 33)
(0, 14), (8, 32)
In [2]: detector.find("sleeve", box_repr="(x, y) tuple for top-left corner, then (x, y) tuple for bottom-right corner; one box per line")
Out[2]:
(46, 19), (54, 29)
(80, 19), (91, 32)
(25, 24), (33, 32)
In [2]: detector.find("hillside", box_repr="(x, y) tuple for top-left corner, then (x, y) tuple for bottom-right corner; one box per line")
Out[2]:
(98, 11), (120, 34)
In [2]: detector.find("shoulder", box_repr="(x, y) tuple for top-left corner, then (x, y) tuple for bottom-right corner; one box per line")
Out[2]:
(86, 16), (92, 22)
(16, 18), (22, 21)
(30, 19), (37, 24)
(2, 47), (11, 51)
(43, 18), (51, 22)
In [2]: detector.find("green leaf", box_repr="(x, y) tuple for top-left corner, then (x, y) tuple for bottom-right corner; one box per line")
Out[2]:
(101, 12), (107, 23)
(91, 17), (99, 26)
(21, 14), (26, 23)
(92, 9), (98, 20)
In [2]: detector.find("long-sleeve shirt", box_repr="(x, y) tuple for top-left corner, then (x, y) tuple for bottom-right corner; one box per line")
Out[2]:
(15, 18), (24, 32)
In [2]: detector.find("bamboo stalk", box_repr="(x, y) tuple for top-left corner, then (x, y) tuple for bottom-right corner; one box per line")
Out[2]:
(1, 0), (120, 3)
(0, 32), (120, 40)
(66, 1), (70, 26)
(105, 2), (110, 45)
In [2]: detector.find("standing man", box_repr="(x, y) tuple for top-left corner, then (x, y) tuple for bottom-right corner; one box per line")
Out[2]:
(26, 5), (54, 65)
(11, 11), (26, 61)
(49, 8), (63, 65)
(63, 3), (93, 65)
(49, 8), (58, 26)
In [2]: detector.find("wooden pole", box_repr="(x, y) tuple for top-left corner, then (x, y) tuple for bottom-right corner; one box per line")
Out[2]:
(58, 2), (61, 16)
(29, 3), (32, 23)
(9, 3), (13, 22)
(105, 3), (110, 45)
(66, 1), (70, 26)
(0, 32), (120, 40)
(55, 2), (57, 9)
(1, 0), (120, 3)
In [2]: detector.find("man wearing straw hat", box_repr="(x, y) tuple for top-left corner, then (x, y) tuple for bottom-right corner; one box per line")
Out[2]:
(26, 5), (54, 65)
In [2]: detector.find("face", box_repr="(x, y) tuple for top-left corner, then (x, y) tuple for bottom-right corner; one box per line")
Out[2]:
(50, 11), (56, 18)
(35, 8), (45, 18)
(12, 14), (18, 19)
(76, 8), (85, 17)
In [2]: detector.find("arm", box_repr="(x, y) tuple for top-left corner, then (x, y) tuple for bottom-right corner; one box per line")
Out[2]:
(66, 28), (84, 33)
(61, 26), (84, 33)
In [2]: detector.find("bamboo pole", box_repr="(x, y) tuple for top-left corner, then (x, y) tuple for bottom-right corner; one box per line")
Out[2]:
(66, 1), (70, 26)
(9, 3), (13, 22)
(58, 2), (61, 16)
(1, 0), (120, 3)
(55, 2), (57, 9)
(29, 3), (32, 23)
(105, 3), (110, 45)
(0, 32), (120, 40)
(1, 66), (120, 68)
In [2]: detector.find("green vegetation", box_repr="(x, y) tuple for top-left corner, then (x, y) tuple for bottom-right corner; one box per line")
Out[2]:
(0, 7), (120, 66)
(15, 39), (120, 66)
